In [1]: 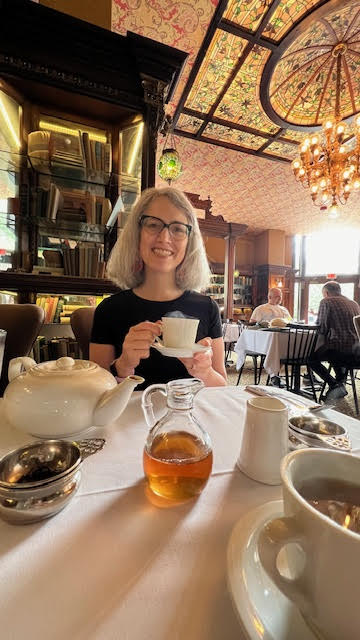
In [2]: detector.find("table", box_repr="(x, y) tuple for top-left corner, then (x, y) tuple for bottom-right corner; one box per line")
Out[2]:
(222, 322), (241, 366)
(1, 388), (360, 640)
(235, 328), (293, 377)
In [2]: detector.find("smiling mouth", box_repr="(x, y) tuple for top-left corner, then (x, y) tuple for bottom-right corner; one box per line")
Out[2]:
(152, 248), (174, 257)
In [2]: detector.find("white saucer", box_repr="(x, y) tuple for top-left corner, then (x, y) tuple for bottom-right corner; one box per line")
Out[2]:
(227, 500), (317, 640)
(151, 342), (211, 358)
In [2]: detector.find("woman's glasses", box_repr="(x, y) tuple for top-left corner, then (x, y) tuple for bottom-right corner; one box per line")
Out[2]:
(139, 215), (192, 240)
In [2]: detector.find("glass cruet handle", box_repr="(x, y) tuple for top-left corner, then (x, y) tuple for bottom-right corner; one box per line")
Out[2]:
(141, 383), (167, 428)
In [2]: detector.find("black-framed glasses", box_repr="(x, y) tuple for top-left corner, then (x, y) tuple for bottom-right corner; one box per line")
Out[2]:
(139, 215), (192, 240)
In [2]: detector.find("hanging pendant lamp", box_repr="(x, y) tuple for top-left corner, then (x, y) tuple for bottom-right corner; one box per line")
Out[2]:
(157, 128), (182, 185)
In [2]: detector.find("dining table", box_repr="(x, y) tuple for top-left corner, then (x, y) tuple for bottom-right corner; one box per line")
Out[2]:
(1, 386), (360, 640)
(235, 327), (299, 377)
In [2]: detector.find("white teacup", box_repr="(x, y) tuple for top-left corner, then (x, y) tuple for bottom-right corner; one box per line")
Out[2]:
(237, 396), (288, 485)
(161, 317), (199, 349)
(258, 449), (360, 640)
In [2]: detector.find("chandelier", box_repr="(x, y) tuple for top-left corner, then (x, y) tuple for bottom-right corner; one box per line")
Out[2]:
(292, 44), (360, 219)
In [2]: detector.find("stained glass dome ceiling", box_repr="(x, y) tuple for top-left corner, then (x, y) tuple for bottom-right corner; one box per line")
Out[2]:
(267, 1), (360, 126)
(174, 0), (360, 163)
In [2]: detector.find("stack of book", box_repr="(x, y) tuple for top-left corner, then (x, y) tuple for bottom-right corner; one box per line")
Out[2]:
(32, 336), (81, 362)
(59, 303), (94, 325)
(62, 243), (106, 278)
(35, 296), (64, 324)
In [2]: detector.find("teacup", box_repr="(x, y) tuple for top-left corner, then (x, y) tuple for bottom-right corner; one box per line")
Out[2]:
(237, 396), (288, 485)
(161, 316), (199, 349)
(258, 448), (360, 640)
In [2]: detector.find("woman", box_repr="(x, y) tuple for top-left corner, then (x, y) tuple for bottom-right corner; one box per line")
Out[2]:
(90, 186), (227, 389)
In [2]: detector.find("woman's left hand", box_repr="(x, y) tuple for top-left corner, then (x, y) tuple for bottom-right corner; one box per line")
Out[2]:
(179, 337), (213, 380)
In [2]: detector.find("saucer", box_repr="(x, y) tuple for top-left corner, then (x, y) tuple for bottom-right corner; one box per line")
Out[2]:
(151, 342), (211, 358)
(227, 500), (317, 640)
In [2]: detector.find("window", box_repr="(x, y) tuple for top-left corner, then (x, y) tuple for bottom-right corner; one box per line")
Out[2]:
(305, 229), (360, 276)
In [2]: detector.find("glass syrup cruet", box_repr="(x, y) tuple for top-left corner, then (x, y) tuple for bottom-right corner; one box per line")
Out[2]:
(141, 378), (213, 502)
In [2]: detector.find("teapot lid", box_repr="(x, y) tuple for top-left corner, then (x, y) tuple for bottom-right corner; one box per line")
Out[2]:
(31, 357), (98, 376)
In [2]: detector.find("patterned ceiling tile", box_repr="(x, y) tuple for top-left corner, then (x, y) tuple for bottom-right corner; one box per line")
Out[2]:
(262, 0), (324, 41)
(203, 122), (267, 149)
(264, 139), (298, 159)
(111, 0), (220, 114)
(215, 45), (279, 134)
(223, 0), (270, 32)
(185, 29), (247, 114)
(176, 114), (204, 134)
(270, 2), (360, 125)
(281, 129), (308, 142)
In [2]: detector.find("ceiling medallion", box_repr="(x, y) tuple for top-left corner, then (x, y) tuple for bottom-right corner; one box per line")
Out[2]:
(263, 1), (360, 216)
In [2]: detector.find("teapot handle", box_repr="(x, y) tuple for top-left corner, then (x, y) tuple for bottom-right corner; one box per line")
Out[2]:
(141, 383), (167, 428)
(8, 356), (37, 382)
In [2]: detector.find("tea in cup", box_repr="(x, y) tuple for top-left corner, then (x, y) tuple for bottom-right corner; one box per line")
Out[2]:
(161, 316), (199, 349)
(258, 448), (360, 640)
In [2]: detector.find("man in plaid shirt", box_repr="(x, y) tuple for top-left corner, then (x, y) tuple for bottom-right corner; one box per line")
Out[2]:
(310, 281), (360, 402)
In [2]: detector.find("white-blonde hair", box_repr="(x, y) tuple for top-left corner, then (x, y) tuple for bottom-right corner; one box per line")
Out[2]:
(106, 186), (211, 291)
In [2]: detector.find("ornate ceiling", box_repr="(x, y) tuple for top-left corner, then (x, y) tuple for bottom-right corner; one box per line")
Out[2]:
(112, 0), (360, 233)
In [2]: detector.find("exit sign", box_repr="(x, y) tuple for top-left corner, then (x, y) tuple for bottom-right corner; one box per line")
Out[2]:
(327, 273), (336, 279)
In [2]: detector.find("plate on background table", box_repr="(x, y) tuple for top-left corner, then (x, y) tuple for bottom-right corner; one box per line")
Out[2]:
(151, 343), (211, 358)
(227, 500), (317, 640)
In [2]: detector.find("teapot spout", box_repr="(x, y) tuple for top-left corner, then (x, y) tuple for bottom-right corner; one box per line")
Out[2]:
(92, 375), (144, 426)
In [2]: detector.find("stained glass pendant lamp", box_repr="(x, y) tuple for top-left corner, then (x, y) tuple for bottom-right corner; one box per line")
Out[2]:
(157, 129), (182, 185)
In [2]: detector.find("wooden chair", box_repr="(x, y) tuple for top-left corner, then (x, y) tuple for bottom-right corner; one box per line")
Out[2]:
(279, 324), (319, 400)
(70, 307), (95, 359)
(353, 315), (360, 341)
(0, 303), (45, 396)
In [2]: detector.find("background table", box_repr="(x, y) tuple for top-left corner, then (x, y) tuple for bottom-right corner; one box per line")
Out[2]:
(1, 388), (359, 640)
(235, 328), (293, 377)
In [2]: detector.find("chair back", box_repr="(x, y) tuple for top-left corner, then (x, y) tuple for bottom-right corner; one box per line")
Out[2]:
(353, 315), (360, 341)
(70, 307), (95, 359)
(284, 324), (319, 365)
(0, 303), (45, 396)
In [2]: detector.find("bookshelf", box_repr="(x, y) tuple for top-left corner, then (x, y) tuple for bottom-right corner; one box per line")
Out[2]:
(0, 0), (186, 315)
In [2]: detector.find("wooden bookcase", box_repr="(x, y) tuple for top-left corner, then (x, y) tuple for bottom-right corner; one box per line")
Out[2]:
(0, 0), (186, 308)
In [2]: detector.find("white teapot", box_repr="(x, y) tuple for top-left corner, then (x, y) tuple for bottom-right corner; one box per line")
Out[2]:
(3, 356), (144, 438)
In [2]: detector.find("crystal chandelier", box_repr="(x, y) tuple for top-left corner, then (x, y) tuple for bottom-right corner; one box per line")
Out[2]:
(292, 45), (360, 219)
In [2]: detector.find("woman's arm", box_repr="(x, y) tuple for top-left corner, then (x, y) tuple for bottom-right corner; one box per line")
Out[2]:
(90, 321), (161, 378)
(180, 336), (227, 387)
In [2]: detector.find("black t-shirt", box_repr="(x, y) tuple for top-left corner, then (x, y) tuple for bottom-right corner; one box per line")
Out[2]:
(91, 289), (222, 389)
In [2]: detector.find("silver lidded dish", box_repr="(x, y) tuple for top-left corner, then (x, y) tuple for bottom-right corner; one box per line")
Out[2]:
(288, 414), (351, 451)
(0, 438), (105, 525)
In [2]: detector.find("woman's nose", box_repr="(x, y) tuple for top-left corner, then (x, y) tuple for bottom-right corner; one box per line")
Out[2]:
(158, 225), (171, 239)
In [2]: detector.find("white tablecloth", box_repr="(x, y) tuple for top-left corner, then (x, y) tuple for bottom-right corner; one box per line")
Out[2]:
(1, 388), (360, 640)
(234, 328), (293, 376)
(222, 323), (240, 343)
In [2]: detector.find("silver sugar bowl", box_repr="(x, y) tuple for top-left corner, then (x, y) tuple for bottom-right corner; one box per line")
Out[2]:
(0, 438), (105, 525)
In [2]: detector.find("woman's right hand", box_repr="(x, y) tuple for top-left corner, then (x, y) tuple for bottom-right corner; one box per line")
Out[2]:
(114, 321), (162, 377)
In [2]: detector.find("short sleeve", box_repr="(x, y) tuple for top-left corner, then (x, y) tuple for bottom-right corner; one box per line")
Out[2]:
(208, 297), (222, 338)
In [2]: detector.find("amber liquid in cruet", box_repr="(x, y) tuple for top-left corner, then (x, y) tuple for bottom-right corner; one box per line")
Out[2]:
(143, 430), (213, 501)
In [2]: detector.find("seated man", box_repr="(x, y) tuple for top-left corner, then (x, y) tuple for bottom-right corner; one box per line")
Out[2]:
(250, 287), (291, 324)
(310, 281), (360, 402)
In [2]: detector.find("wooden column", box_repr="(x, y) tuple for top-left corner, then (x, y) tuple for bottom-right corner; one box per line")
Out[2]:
(224, 235), (236, 320)
(185, 193), (247, 318)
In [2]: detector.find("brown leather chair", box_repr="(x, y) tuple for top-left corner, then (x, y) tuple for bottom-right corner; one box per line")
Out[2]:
(0, 303), (45, 396)
(70, 307), (95, 359)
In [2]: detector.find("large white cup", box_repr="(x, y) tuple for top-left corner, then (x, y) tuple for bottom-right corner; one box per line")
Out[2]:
(258, 449), (360, 640)
(237, 396), (288, 485)
(161, 316), (199, 348)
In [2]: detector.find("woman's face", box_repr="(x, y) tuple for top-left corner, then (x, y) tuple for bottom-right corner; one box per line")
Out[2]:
(138, 196), (190, 276)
